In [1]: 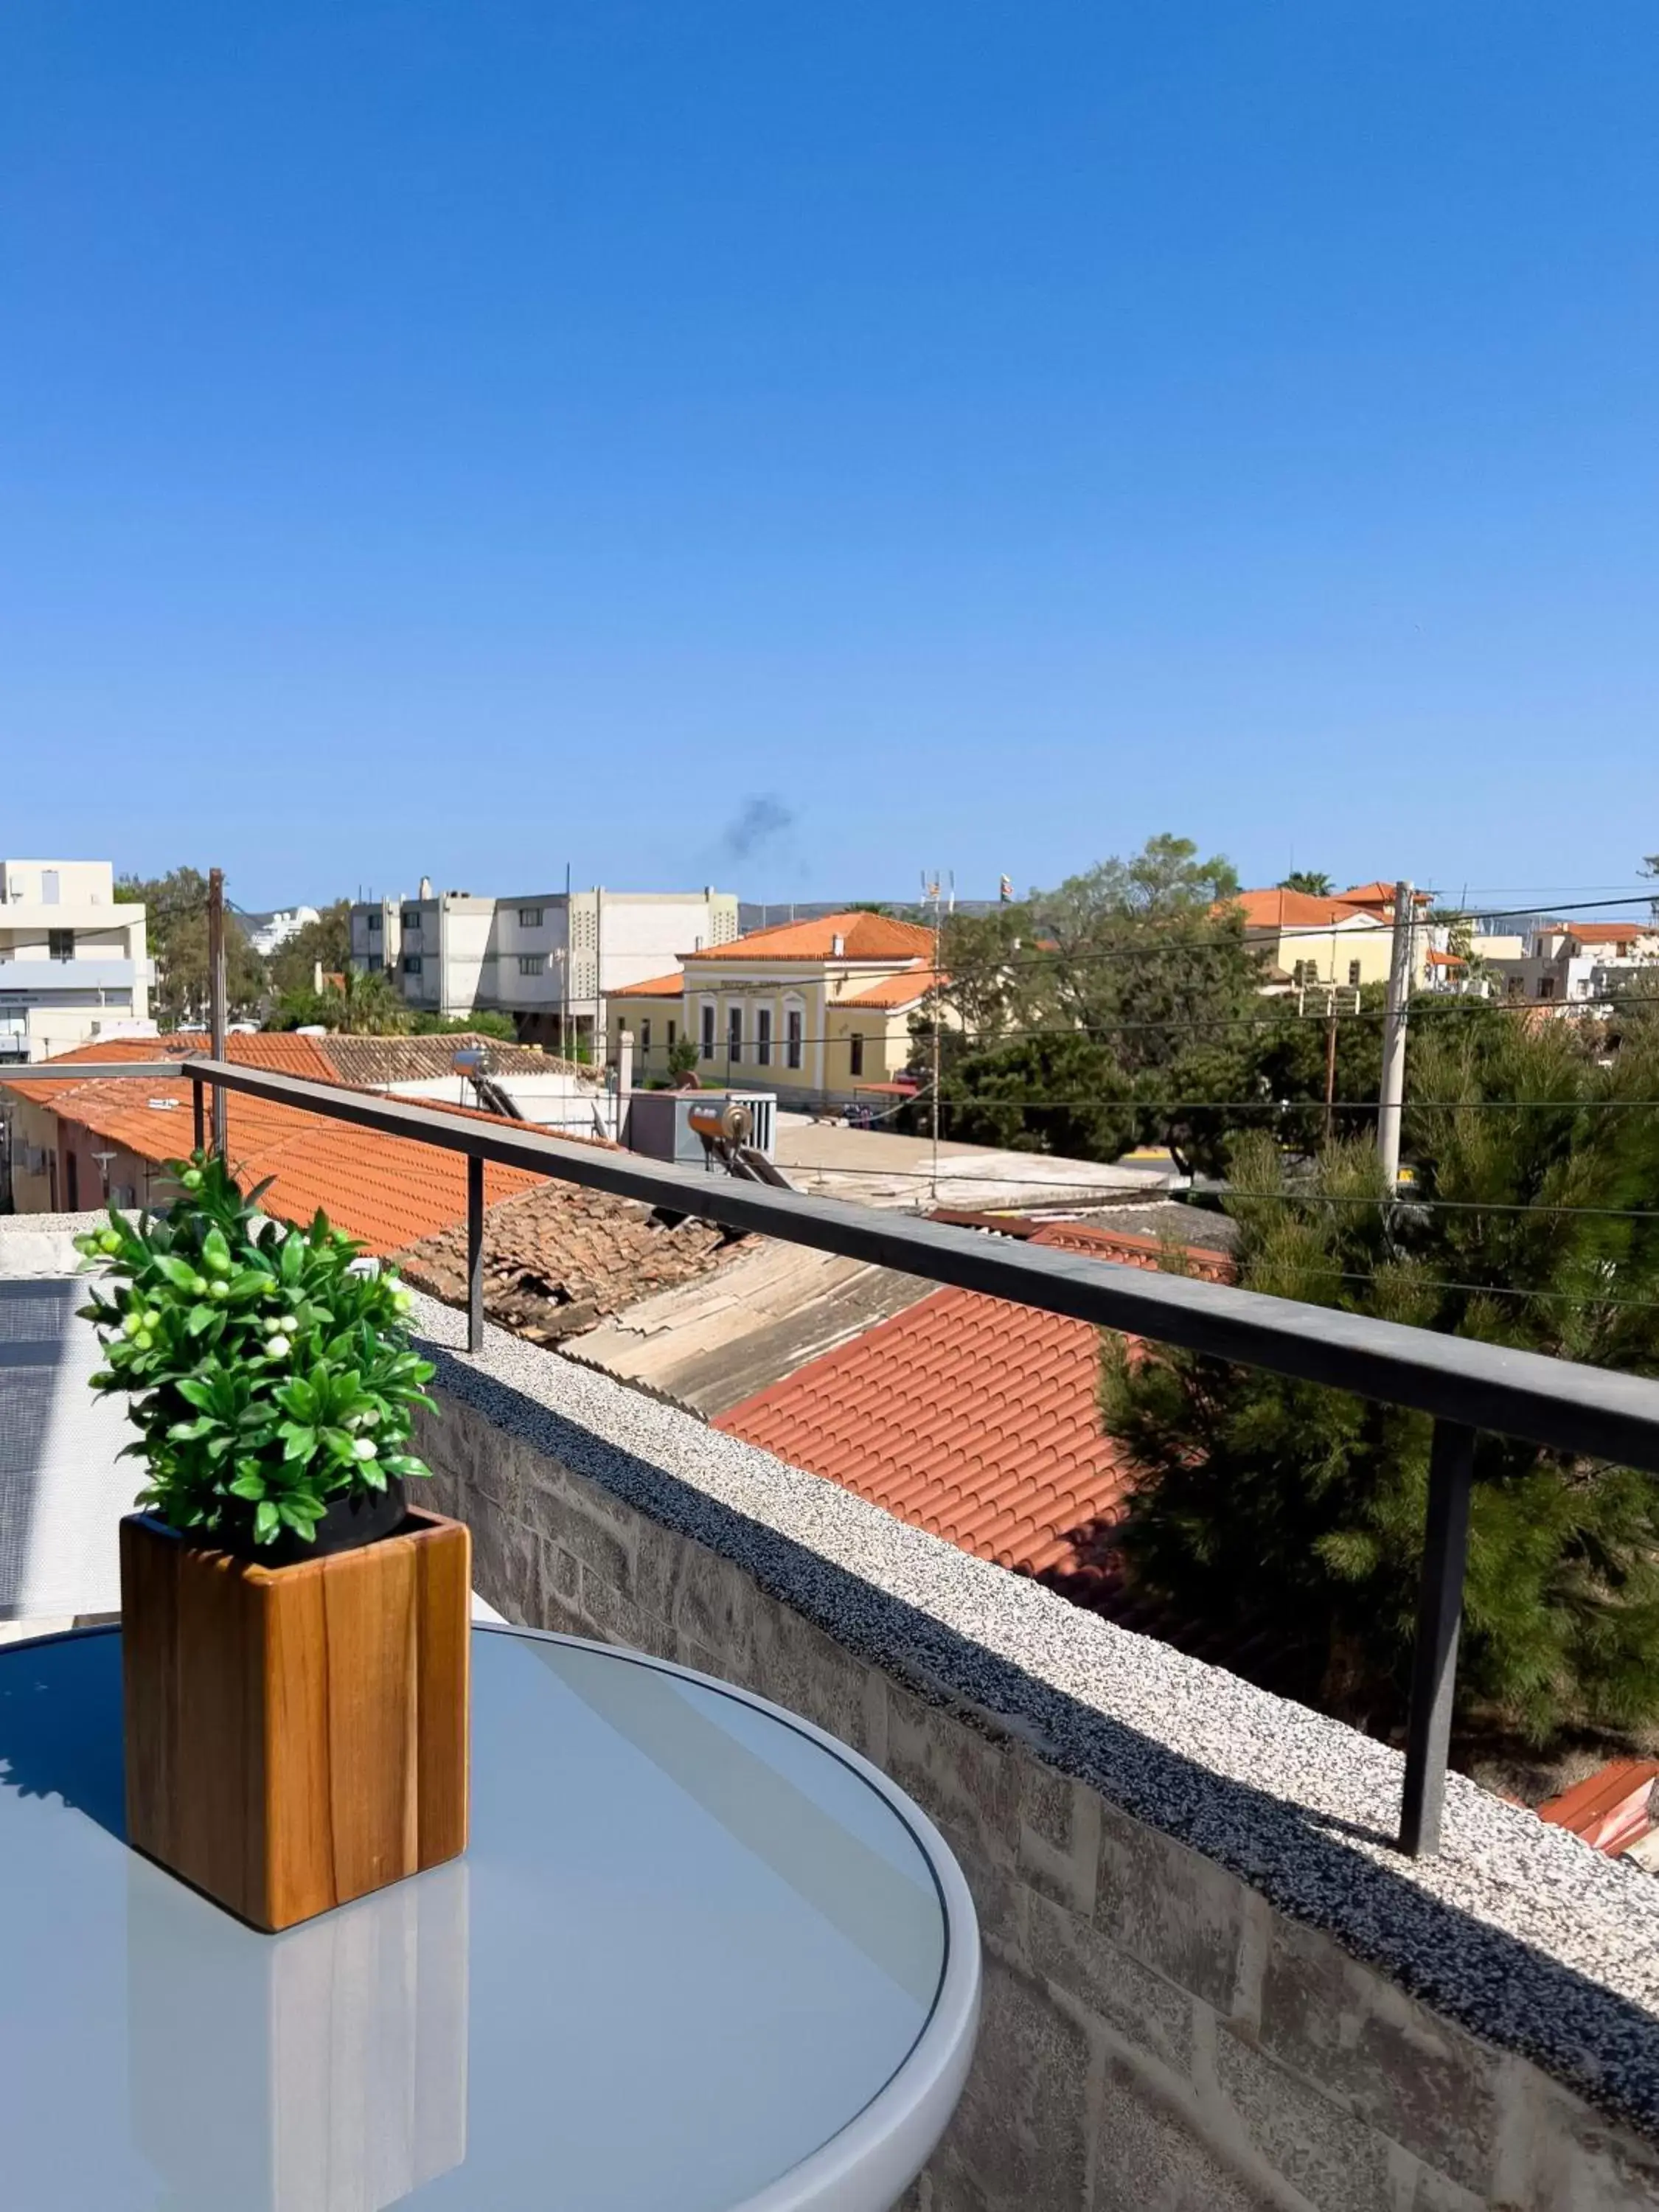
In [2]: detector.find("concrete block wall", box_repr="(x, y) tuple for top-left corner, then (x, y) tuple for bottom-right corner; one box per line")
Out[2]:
(411, 1318), (1659, 2212)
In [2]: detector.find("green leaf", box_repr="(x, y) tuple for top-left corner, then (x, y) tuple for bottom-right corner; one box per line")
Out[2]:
(228, 1471), (267, 1501)
(275, 1380), (319, 1423)
(280, 1232), (305, 1286)
(186, 1304), (215, 1336)
(254, 1500), (280, 1545)
(356, 1463), (389, 1491)
(201, 1225), (232, 1273)
(279, 1422), (318, 1461)
(276, 1498), (320, 1538)
(174, 1377), (215, 1411)
(153, 1253), (198, 1291)
(167, 1417), (216, 1442)
(226, 1269), (271, 1301)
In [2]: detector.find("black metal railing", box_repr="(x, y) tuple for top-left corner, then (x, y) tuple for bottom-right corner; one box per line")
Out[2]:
(18, 1053), (1659, 1858)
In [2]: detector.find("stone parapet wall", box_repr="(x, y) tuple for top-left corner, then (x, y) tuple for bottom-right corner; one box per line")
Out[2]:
(410, 1299), (1659, 2212)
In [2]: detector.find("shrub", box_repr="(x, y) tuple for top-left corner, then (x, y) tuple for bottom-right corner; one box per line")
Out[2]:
(76, 1152), (436, 1551)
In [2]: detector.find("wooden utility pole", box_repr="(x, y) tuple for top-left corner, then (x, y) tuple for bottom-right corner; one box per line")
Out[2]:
(1377, 879), (1414, 1189)
(206, 867), (228, 1155)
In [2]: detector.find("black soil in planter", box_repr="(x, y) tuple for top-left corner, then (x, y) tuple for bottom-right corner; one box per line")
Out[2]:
(203, 1477), (409, 1567)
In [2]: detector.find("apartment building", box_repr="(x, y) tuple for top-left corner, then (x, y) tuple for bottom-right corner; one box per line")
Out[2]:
(0, 858), (150, 1062)
(350, 883), (739, 1048)
(1484, 919), (1659, 1009)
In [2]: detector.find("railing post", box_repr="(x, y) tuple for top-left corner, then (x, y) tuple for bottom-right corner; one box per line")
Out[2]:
(191, 1074), (205, 1157)
(467, 1153), (484, 1354)
(1399, 1419), (1475, 1857)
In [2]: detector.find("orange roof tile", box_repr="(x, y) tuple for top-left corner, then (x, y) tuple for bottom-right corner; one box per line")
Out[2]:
(841, 969), (947, 1010)
(1540, 1760), (1659, 1855)
(28, 1031), (338, 1077)
(684, 913), (936, 963)
(1231, 889), (1369, 931)
(1565, 922), (1652, 947)
(714, 1222), (1228, 1578)
(2, 1060), (548, 1255)
(610, 972), (686, 998)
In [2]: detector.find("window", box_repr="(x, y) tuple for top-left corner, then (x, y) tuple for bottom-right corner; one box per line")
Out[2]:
(518, 907), (543, 928)
(1537, 977), (1556, 1001)
(786, 1007), (803, 1069)
(727, 1005), (742, 1062)
(367, 911), (382, 934)
(849, 1032), (865, 1078)
(756, 1007), (772, 1066)
(1506, 977), (1526, 1000)
(403, 954), (423, 976)
(401, 907), (420, 931)
(48, 929), (74, 961)
(641, 1019), (652, 1054)
(366, 953), (383, 973)
(1347, 960), (1362, 988)
(41, 870), (60, 905)
(700, 1003), (716, 1062)
(668, 1018), (677, 1047)
(518, 955), (546, 976)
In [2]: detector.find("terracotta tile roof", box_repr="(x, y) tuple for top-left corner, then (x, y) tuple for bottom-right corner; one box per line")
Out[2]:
(23, 1032), (338, 1077)
(684, 912), (936, 963)
(2, 1058), (549, 1254)
(1540, 1761), (1659, 1855)
(714, 1221), (1228, 1578)
(395, 1181), (745, 1342)
(316, 1033), (588, 1085)
(1425, 948), (1465, 967)
(608, 972), (687, 999)
(1564, 922), (1652, 947)
(841, 970), (947, 1010)
(1231, 889), (1368, 931)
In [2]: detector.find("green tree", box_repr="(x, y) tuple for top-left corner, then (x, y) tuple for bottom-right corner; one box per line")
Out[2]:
(1101, 1011), (1659, 1745)
(1277, 870), (1334, 896)
(933, 1034), (1138, 1159)
(408, 1010), (518, 1040)
(265, 900), (352, 998)
(118, 868), (265, 1029)
(267, 968), (413, 1035)
(666, 1032), (701, 1082)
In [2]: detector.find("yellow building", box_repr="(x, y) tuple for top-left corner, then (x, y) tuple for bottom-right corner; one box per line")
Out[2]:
(1232, 886), (1430, 993)
(607, 911), (943, 1099)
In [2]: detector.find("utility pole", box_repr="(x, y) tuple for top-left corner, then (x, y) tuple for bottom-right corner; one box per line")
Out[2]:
(922, 869), (950, 1205)
(1324, 1000), (1339, 1147)
(1377, 879), (1414, 1189)
(206, 866), (228, 1156)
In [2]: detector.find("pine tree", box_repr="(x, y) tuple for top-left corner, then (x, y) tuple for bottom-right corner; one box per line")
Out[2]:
(1101, 1008), (1659, 1744)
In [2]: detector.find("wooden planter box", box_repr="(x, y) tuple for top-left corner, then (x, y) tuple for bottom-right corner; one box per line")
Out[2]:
(120, 1506), (471, 1932)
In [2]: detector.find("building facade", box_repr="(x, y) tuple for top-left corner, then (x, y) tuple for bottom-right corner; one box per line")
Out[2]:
(1484, 920), (1659, 1008)
(349, 884), (739, 1048)
(606, 911), (942, 1102)
(0, 858), (150, 1063)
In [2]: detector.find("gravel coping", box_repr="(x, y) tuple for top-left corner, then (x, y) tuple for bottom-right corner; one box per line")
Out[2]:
(11, 1222), (1658, 2135)
(408, 1289), (1659, 2143)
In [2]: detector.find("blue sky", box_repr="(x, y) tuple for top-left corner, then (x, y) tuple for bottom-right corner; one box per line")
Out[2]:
(2, 3), (1655, 912)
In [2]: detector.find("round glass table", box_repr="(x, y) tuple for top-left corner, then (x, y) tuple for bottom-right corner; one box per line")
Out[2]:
(0, 1623), (979, 2211)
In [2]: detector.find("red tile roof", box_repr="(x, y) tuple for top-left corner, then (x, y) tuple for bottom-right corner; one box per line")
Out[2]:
(3, 1052), (552, 1254)
(610, 972), (686, 999)
(1540, 1761), (1659, 1855)
(841, 969), (947, 1010)
(1565, 922), (1652, 947)
(24, 1032), (338, 1077)
(684, 912), (936, 963)
(714, 1221), (1228, 1578)
(1231, 890), (1368, 931)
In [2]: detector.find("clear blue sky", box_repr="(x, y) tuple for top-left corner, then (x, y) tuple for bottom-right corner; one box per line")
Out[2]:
(3, 4), (1655, 913)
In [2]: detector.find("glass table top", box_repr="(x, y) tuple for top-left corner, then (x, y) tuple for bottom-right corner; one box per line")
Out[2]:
(0, 1624), (958, 2211)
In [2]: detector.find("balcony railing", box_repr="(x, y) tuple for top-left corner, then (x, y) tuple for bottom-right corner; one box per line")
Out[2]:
(23, 1052), (1659, 1860)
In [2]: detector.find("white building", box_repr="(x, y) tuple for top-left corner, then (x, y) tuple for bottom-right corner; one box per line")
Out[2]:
(349, 882), (740, 1049)
(1483, 921), (1659, 1009)
(247, 905), (320, 959)
(0, 859), (151, 1063)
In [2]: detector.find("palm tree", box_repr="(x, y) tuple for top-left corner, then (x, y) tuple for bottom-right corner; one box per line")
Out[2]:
(336, 968), (414, 1035)
(1277, 869), (1333, 897)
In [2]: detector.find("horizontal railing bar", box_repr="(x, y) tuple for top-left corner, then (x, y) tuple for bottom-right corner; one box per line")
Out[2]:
(3, 1062), (193, 1082)
(15, 1053), (1659, 1475)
